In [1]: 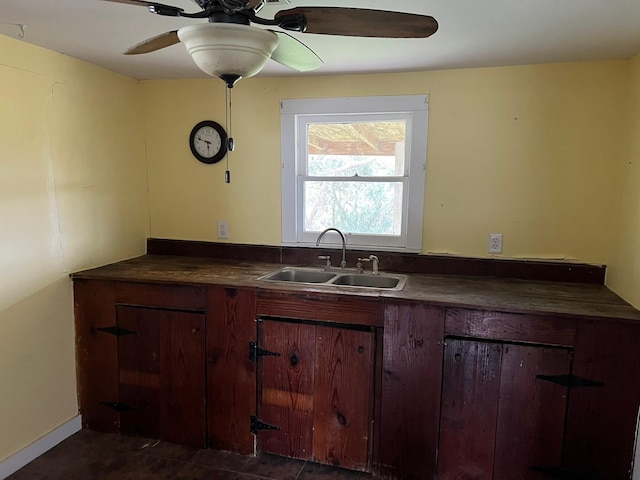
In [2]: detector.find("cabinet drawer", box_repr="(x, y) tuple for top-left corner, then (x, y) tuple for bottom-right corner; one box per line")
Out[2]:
(257, 290), (383, 327)
(113, 282), (206, 311)
(445, 308), (576, 347)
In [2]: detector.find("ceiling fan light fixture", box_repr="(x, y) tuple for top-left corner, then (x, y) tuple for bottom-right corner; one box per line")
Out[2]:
(178, 23), (278, 87)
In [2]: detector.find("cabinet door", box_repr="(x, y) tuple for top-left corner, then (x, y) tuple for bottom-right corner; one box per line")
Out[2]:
(206, 287), (257, 454)
(438, 340), (502, 479)
(313, 324), (373, 469)
(493, 344), (571, 479)
(377, 303), (445, 480)
(564, 320), (640, 479)
(438, 338), (571, 480)
(74, 280), (119, 432)
(257, 319), (374, 471)
(258, 320), (316, 460)
(117, 305), (206, 448)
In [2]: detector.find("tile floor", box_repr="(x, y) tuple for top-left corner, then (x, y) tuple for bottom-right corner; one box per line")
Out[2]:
(8, 430), (378, 480)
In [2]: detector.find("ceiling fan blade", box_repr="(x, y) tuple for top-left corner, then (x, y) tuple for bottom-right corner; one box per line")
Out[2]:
(275, 7), (438, 38)
(124, 30), (180, 55)
(102, 0), (185, 16)
(102, 0), (161, 7)
(271, 31), (323, 72)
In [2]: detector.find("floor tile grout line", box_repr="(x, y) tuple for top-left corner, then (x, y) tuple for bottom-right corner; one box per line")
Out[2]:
(233, 471), (296, 480)
(293, 459), (307, 480)
(167, 457), (260, 480)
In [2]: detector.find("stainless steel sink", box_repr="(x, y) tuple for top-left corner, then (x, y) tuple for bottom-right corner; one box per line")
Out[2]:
(261, 268), (337, 283)
(331, 273), (404, 289)
(258, 267), (407, 291)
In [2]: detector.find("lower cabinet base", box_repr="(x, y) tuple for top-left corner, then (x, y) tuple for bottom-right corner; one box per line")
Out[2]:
(74, 280), (640, 480)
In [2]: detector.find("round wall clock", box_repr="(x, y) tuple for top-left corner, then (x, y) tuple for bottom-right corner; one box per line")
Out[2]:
(189, 120), (228, 164)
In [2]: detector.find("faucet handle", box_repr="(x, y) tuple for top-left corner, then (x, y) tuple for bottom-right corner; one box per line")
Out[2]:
(318, 255), (332, 269)
(357, 257), (370, 273)
(357, 255), (379, 274)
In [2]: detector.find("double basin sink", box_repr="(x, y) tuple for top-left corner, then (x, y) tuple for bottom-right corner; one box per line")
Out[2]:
(259, 266), (408, 291)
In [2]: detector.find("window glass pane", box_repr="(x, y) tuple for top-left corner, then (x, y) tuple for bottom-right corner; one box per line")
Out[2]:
(307, 121), (406, 177)
(303, 181), (403, 235)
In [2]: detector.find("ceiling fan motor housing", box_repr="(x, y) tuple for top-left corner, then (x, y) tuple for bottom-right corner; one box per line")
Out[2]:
(178, 23), (278, 82)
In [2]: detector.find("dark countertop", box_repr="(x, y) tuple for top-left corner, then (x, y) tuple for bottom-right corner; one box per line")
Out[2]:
(71, 254), (640, 322)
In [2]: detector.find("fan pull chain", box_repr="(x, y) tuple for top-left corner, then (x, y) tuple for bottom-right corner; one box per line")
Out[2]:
(224, 86), (234, 184)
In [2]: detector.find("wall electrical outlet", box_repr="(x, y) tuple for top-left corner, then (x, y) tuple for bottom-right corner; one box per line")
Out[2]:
(489, 233), (503, 254)
(217, 221), (229, 239)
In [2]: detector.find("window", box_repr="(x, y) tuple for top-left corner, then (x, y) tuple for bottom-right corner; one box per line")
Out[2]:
(281, 95), (428, 252)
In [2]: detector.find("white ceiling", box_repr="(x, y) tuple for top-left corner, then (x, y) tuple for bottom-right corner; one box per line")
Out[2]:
(1, 0), (639, 80)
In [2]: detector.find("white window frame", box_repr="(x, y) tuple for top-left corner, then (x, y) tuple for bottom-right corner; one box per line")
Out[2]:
(281, 95), (428, 252)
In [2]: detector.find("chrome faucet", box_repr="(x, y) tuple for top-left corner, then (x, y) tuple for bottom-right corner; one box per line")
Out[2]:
(315, 227), (347, 268)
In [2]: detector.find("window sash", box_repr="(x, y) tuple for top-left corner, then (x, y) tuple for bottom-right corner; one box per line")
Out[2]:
(296, 176), (409, 247)
(297, 112), (414, 178)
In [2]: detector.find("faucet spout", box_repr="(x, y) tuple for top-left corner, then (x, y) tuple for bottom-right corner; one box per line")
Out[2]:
(315, 227), (347, 268)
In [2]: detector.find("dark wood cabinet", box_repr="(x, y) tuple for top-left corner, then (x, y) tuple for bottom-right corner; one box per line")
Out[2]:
(74, 279), (119, 433)
(439, 308), (640, 480)
(116, 305), (206, 447)
(563, 319), (640, 479)
(256, 318), (374, 471)
(206, 286), (256, 454)
(73, 274), (640, 480)
(74, 280), (207, 448)
(376, 302), (445, 480)
(438, 338), (572, 479)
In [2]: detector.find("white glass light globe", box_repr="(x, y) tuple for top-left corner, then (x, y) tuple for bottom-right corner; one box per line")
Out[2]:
(178, 23), (279, 85)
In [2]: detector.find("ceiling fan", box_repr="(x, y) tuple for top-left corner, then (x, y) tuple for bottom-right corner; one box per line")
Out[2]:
(102, 0), (439, 87)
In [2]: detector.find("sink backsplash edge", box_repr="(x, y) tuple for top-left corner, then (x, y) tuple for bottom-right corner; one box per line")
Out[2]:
(146, 238), (605, 285)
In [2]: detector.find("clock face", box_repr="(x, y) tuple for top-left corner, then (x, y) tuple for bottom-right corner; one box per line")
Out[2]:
(189, 120), (227, 164)
(194, 125), (221, 158)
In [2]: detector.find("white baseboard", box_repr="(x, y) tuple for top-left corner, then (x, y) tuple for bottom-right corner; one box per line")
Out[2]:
(0, 415), (82, 479)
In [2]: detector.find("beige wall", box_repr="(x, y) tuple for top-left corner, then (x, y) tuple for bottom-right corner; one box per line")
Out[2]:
(0, 35), (149, 461)
(142, 61), (628, 265)
(607, 54), (640, 307)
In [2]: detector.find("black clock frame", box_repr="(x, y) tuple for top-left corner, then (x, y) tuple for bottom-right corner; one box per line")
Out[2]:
(189, 120), (228, 164)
